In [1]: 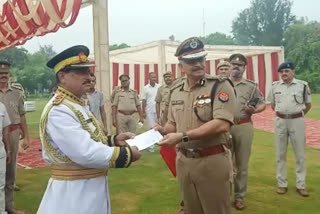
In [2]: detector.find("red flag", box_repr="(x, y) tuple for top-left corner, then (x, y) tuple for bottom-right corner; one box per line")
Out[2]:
(160, 146), (177, 177)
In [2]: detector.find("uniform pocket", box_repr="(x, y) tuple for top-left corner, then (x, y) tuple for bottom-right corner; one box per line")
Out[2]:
(194, 103), (212, 122)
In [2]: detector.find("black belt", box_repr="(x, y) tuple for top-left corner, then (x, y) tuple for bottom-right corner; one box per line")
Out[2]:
(276, 112), (303, 119)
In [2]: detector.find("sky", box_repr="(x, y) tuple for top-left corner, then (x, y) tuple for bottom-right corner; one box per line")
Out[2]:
(21, 0), (320, 53)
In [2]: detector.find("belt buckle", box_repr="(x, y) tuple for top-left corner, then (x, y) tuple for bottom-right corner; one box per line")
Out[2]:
(284, 114), (290, 119)
(234, 118), (240, 125)
(186, 148), (200, 158)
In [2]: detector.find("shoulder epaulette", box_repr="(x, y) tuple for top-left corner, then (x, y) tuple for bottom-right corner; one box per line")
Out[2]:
(245, 79), (257, 85)
(52, 93), (65, 105)
(170, 81), (184, 92)
(272, 81), (280, 85)
(11, 83), (24, 91)
(296, 79), (308, 85)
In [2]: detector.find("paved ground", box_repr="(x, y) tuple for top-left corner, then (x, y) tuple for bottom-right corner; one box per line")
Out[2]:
(18, 105), (319, 168)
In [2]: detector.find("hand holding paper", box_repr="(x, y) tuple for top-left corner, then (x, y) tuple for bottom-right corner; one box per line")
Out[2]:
(126, 129), (163, 151)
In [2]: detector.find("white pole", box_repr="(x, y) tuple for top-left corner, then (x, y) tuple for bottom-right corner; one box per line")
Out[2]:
(92, 0), (112, 134)
(158, 40), (166, 84)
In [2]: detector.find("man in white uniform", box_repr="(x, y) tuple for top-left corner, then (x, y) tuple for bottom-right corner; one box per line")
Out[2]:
(142, 72), (160, 152)
(37, 45), (141, 214)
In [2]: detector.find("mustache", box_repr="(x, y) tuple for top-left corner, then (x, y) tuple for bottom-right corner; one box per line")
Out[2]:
(0, 76), (8, 79)
(83, 80), (91, 84)
(191, 66), (204, 72)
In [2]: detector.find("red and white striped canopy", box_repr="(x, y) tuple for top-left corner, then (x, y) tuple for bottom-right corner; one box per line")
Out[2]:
(108, 41), (284, 97)
(0, 0), (82, 51)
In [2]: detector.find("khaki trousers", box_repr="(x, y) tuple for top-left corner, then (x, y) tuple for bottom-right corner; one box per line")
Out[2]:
(116, 113), (137, 134)
(274, 117), (306, 189)
(230, 122), (253, 202)
(5, 129), (20, 211)
(176, 151), (231, 214)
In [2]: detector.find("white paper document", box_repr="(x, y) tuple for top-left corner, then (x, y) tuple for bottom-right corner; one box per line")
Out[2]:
(125, 129), (163, 151)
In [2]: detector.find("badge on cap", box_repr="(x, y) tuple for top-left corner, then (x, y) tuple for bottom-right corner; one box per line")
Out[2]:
(1, 65), (4, 69)
(78, 52), (88, 62)
(218, 92), (229, 102)
(190, 39), (198, 49)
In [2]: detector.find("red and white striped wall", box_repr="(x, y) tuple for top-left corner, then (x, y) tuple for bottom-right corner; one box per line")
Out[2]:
(110, 51), (283, 97)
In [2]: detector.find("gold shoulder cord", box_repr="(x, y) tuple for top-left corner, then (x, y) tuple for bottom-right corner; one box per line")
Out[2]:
(40, 94), (109, 163)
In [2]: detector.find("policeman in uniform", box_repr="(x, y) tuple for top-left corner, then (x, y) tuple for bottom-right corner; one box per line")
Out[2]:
(37, 45), (141, 214)
(112, 74), (144, 134)
(155, 71), (173, 126)
(229, 53), (266, 210)
(267, 62), (311, 197)
(216, 61), (231, 78)
(0, 60), (29, 214)
(157, 37), (236, 214)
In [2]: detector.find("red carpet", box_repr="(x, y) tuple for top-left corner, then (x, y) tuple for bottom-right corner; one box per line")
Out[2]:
(17, 105), (319, 168)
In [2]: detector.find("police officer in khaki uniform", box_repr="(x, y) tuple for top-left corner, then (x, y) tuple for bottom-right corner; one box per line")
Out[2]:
(157, 37), (236, 214)
(0, 60), (29, 214)
(216, 61), (231, 78)
(155, 72), (173, 126)
(267, 62), (311, 197)
(229, 54), (266, 210)
(112, 74), (144, 134)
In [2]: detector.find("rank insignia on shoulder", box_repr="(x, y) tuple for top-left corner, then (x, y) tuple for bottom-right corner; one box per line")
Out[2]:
(218, 92), (229, 102)
(53, 93), (65, 105)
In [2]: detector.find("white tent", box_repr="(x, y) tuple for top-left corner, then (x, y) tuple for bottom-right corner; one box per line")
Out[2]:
(106, 40), (284, 97)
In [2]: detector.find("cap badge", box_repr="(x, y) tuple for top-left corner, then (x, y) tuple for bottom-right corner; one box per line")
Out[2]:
(1, 65), (4, 69)
(236, 57), (239, 61)
(78, 52), (87, 62)
(190, 39), (198, 49)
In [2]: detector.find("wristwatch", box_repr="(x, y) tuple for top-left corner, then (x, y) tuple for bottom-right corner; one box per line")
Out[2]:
(181, 132), (189, 143)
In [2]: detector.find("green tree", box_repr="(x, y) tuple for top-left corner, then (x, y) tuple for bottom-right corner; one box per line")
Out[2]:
(0, 47), (28, 70)
(201, 32), (236, 45)
(232, 0), (295, 45)
(283, 20), (320, 91)
(109, 43), (130, 51)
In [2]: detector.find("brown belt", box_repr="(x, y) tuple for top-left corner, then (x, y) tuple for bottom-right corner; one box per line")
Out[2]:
(9, 124), (21, 132)
(179, 144), (225, 158)
(276, 112), (303, 119)
(118, 110), (137, 115)
(234, 118), (252, 125)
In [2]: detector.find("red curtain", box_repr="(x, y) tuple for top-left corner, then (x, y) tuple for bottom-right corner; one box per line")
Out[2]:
(215, 60), (219, 75)
(134, 64), (140, 93)
(258, 54), (266, 96)
(171, 64), (176, 79)
(271, 52), (280, 81)
(205, 60), (210, 74)
(246, 56), (254, 81)
(154, 64), (159, 83)
(112, 63), (119, 89)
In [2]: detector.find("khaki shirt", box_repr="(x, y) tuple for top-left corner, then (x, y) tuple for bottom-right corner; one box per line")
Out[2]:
(233, 78), (264, 119)
(267, 78), (311, 113)
(112, 89), (140, 111)
(155, 84), (171, 123)
(0, 85), (25, 124)
(110, 86), (122, 104)
(168, 74), (236, 149)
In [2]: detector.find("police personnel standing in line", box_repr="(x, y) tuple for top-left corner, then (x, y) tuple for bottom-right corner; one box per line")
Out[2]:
(216, 61), (231, 78)
(156, 37), (236, 214)
(267, 62), (311, 197)
(112, 74), (144, 134)
(155, 72), (173, 126)
(229, 53), (266, 210)
(0, 60), (29, 214)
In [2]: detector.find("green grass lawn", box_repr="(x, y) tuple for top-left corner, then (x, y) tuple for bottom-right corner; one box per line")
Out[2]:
(307, 94), (320, 120)
(14, 129), (319, 214)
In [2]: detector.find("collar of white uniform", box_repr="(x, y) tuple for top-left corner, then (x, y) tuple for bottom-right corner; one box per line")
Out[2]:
(57, 86), (86, 106)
